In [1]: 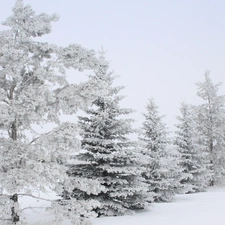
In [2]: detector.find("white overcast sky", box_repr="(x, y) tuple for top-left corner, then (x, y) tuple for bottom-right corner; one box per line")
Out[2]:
(1, 0), (225, 131)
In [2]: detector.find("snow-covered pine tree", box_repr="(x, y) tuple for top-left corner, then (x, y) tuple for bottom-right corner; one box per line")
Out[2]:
(174, 102), (210, 193)
(67, 55), (148, 217)
(0, 1), (106, 224)
(196, 71), (225, 185)
(139, 98), (181, 202)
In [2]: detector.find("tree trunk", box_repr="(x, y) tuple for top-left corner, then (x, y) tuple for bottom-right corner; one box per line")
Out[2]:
(10, 194), (19, 224)
(209, 138), (214, 186)
(11, 122), (17, 141)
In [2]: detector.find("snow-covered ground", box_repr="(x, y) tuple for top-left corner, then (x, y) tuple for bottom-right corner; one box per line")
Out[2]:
(92, 188), (225, 225)
(3, 188), (224, 224)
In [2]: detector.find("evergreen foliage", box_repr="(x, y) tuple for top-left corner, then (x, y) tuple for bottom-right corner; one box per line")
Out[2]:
(139, 98), (181, 202)
(67, 55), (148, 217)
(0, 1), (106, 224)
(2, 1), (225, 224)
(174, 102), (210, 193)
(196, 71), (225, 185)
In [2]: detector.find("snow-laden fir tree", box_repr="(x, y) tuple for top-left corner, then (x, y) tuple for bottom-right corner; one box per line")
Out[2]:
(174, 102), (210, 193)
(139, 98), (181, 202)
(66, 54), (148, 217)
(0, 1), (107, 224)
(196, 71), (225, 186)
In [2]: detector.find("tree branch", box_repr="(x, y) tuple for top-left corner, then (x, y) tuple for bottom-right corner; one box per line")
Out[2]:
(21, 205), (48, 212)
(29, 131), (51, 145)
(18, 193), (55, 202)
(0, 217), (11, 221)
(0, 193), (11, 198)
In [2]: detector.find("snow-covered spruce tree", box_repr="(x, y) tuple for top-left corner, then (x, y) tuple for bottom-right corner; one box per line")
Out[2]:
(139, 98), (181, 202)
(196, 71), (225, 186)
(66, 55), (148, 217)
(0, 1), (106, 224)
(174, 102), (210, 193)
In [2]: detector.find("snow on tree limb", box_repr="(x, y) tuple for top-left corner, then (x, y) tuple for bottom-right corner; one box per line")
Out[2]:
(0, 0), (108, 224)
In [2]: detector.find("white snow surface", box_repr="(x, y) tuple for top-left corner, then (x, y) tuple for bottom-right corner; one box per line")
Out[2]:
(92, 187), (225, 225)
(3, 188), (224, 224)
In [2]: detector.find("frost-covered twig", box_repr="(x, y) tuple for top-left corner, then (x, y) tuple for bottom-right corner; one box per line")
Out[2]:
(18, 193), (54, 202)
(21, 206), (48, 212)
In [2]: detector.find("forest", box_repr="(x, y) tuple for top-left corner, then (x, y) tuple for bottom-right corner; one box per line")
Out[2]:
(0, 1), (225, 224)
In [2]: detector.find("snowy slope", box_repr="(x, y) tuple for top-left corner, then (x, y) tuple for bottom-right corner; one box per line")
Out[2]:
(92, 188), (225, 225)
(3, 188), (224, 224)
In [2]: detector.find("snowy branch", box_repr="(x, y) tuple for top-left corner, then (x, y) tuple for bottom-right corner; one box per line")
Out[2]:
(18, 193), (56, 202)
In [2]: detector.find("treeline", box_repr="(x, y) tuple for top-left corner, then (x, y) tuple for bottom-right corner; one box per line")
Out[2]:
(65, 66), (225, 219)
(0, 1), (224, 225)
